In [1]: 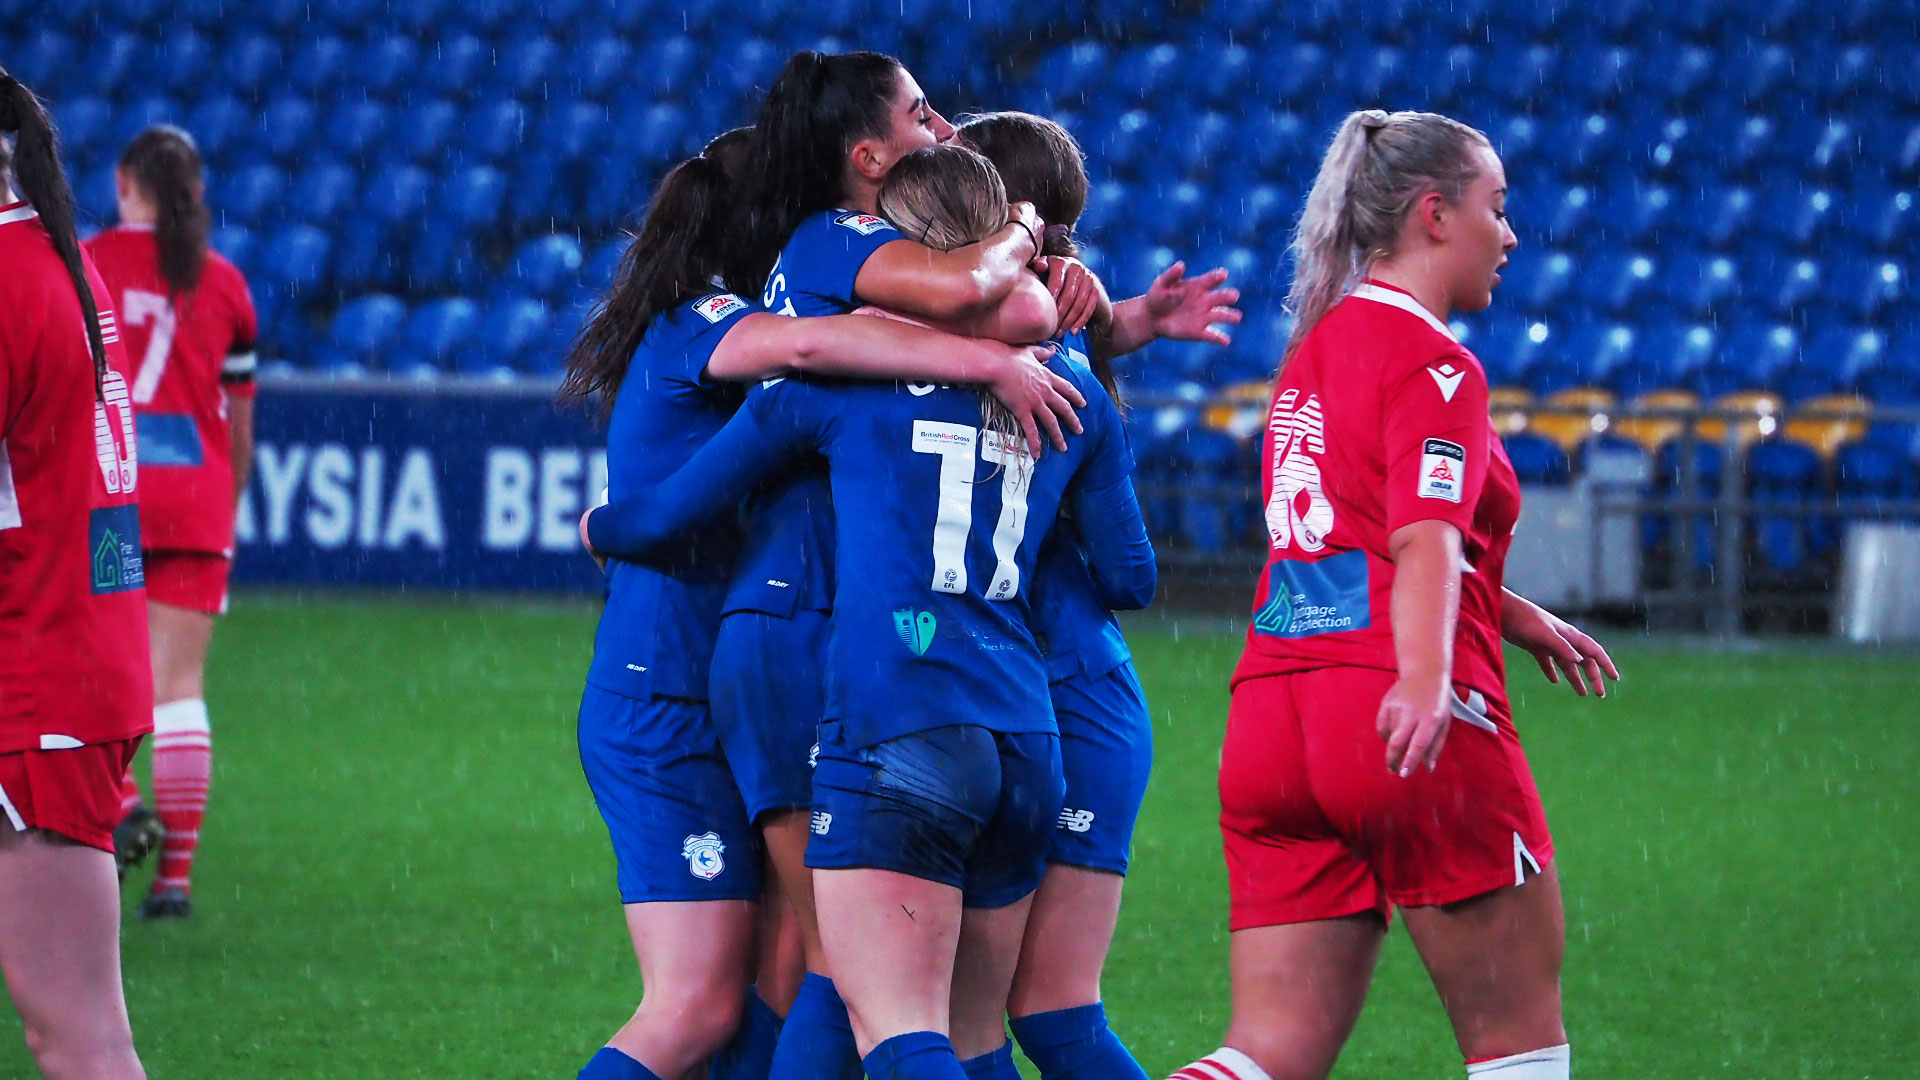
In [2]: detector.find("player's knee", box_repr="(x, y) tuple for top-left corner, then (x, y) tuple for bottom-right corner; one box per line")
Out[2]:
(677, 980), (749, 1059)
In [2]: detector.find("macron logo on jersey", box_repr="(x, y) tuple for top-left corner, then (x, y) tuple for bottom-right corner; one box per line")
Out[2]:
(693, 293), (749, 324)
(1427, 362), (1465, 402)
(834, 211), (891, 236)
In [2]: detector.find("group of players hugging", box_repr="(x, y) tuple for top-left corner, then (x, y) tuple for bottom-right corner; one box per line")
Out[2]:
(0, 43), (1619, 1080)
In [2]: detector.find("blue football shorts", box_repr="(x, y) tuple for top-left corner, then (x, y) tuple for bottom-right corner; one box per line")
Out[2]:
(1049, 661), (1154, 875)
(807, 719), (1064, 909)
(709, 609), (828, 822)
(577, 683), (760, 903)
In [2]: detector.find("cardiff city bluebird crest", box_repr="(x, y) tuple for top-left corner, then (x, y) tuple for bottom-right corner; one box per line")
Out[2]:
(681, 832), (726, 880)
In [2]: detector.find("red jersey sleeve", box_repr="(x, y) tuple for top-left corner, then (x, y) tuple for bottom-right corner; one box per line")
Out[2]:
(218, 259), (258, 396)
(1382, 347), (1490, 538)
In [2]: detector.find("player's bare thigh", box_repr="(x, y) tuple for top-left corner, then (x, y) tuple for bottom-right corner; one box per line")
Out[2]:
(1007, 863), (1125, 1016)
(1222, 914), (1384, 1080)
(1398, 864), (1567, 1062)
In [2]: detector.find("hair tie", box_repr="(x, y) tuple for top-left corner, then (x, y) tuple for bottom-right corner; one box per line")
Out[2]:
(1359, 109), (1390, 132)
(1043, 223), (1073, 247)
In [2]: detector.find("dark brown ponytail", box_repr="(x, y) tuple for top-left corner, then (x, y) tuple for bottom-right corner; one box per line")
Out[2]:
(119, 125), (211, 298)
(0, 66), (106, 394)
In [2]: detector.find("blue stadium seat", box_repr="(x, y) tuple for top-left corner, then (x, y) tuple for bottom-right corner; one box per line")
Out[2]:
(1340, 45), (1407, 102)
(222, 164), (289, 229)
(287, 162), (357, 225)
(1602, 182), (1676, 247)
(145, 31), (214, 96)
(1563, 322), (1637, 380)
(1771, 363), (1844, 404)
(628, 36), (701, 99)
(399, 298), (481, 376)
(1642, 44), (1714, 103)
(423, 35), (490, 99)
(582, 238), (628, 294)
(356, 36), (420, 100)
(506, 234), (584, 304)
(1646, 439), (1723, 574)
(1589, 251), (1657, 315)
(1806, 326), (1884, 383)
(1837, 442), (1917, 504)
(1843, 185), (1915, 251)
(363, 166), (433, 227)
(1491, 114), (1543, 165)
(1255, 42), (1331, 103)
(1504, 251), (1575, 313)
(389, 100), (460, 163)
(1720, 323), (1801, 382)
(334, 101), (392, 163)
(462, 101), (527, 164)
(1663, 254), (1742, 317)
(1746, 439), (1829, 576)
(1762, 257), (1824, 316)
(459, 298), (551, 377)
(56, 97), (113, 161)
(1757, 187), (1837, 249)
(1831, 258), (1907, 321)
(1561, 44), (1633, 104)
(258, 96), (316, 163)
(1855, 368), (1920, 404)
(1504, 433), (1573, 486)
(1540, 184), (1594, 243)
(256, 224), (332, 296)
(91, 33), (143, 96)
(184, 96), (250, 161)
(1682, 184), (1756, 248)
(1641, 322), (1720, 384)
(288, 35), (350, 97)
(314, 294), (408, 374)
(539, 101), (611, 165)
(211, 225), (255, 277)
(1686, 363), (1750, 400)
(559, 38), (625, 99)
(498, 36), (561, 99)
(331, 219), (400, 293)
(406, 221), (485, 294)
(1739, 43), (1795, 100)
(14, 28), (73, 97)
(111, 96), (182, 149)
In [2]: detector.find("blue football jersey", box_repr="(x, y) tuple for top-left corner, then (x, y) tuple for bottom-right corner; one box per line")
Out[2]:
(585, 292), (751, 701)
(722, 209), (904, 618)
(589, 354), (1156, 749)
(1031, 331), (1139, 682)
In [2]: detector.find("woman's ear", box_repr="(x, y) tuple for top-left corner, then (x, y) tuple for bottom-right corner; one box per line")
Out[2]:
(1417, 190), (1448, 243)
(849, 137), (892, 184)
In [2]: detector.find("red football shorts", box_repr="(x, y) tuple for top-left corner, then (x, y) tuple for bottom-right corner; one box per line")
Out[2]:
(143, 549), (231, 615)
(0, 738), (144, 852)
(1219, 667), (1553, 931)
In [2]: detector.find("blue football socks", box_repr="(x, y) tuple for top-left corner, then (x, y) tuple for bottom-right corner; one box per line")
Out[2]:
(1010, 1003), (1150, 1080)
(862, 1031), (968, 1080)
(578, 1047), (663, 1080)
(708, 989), (783, 1080)
(768, 973), (862, 1080)
(959, 1040), (1022, 1080)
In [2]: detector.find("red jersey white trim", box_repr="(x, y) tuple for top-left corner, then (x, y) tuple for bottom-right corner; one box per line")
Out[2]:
(0, 202), (39, 226)
(1350, 281), (1459, 342)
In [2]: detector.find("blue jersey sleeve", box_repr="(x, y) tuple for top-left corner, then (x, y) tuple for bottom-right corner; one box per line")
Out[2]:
(672, 292), (757, 384)
(590, 379), (834, 559)
(765, 210), (903, 316)
(1067, 381), (1157, 610)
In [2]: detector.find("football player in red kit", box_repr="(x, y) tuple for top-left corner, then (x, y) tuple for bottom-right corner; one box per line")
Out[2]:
(85, 125), (256, 919)
(1170, 111), (1619, 1080)
(0, 67), (152, 1080)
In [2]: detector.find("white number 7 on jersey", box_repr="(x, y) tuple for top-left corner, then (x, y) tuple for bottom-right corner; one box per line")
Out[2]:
(911, 420), (1032, 600)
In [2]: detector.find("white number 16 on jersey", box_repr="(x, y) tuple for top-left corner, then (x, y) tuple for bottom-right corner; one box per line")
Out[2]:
(911, 420), (1032, 601)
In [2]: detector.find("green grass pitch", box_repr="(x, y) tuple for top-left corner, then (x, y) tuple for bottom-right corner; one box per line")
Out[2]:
(3, 597), (1915, 1078)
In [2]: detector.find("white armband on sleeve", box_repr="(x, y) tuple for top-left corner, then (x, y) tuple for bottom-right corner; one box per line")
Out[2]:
(222, 349), (258, 379)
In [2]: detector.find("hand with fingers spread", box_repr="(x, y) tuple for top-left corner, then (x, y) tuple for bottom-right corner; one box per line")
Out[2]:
(985, 341), (1086, 456)
(1144, 261), (1244, 345)
(1376, 670), (1454, 778)
(1500, 589), (1622, 697)
(1032, 255), (1107, 336)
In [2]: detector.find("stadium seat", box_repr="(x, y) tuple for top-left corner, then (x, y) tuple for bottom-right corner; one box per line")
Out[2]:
(1746, 438), (1830, 577)
(1831, 258), (1907, 321)
(314, 294), (407, 374)
(210, 224), (255, 277)
(257, 224), (332, 294)
(355, 36), (420, 100)
(1663, 254), (1742, 318)
(288, 35), (350, 97)
(389, 100), (460, 163)
(286, 162), (357, 225)
(258, 96), (317, 163)
(1771, 362), (1845, 405)
(462, 101), (527, 165)
(506, 234), (585, 304)
(1531, 388), (1617, 452)
(221, 164), (289, 229)
(1757, 187), (1837, 249)
(398, 298), (481, 376)
(1844, 185), (1916, 252)
(1785, 394), (1873, 458)
(111, 96), (182, 150)
(422, 35), (490, 100)
(568, 38), (632, 100)
(1503, 433), (1573, 486)
(1685, 185), (1757, 248)
(1646, 437), (1723, 574)
(363, 166), (433, 226)
(1836, 441), (1917, 504)
(1719, 323), (1801, 385)
(1589, 251), (1657, 314)
(497, 36), (561, 99)
(458, 298), (551, 378)
(1808, 326), (1886, 383)
(334, 101), (393, 163)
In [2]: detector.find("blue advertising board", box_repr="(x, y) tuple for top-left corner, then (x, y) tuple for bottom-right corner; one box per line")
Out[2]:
(233, 377), (608, 592)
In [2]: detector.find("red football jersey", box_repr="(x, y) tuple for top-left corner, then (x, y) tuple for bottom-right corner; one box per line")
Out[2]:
(83, 225), (256, 554)
(1232, 280), (1522, 702)
(0, 201), (154, 753)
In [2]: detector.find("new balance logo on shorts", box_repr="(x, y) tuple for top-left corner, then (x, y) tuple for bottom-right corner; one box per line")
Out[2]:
(1057, 808), (1095, 833)
(810, 810), (832, 835)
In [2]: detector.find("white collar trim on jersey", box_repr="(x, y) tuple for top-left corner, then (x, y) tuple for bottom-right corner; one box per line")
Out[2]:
(1351, 282), (1459, 343)
(0, 202), (39, 227)
(117, 221), (157, 232)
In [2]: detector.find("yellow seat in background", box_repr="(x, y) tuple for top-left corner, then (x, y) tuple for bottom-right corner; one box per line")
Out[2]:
(1531, 386), (1619, 451)
(1783, 393), (1872, 459)
(1614, 389), (1701, 453)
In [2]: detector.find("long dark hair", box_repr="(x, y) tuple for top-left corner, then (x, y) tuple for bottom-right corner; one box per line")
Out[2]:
(0, 66), (106, 394)
(959, 111), (1120, 405)
(560, 127), (754, 418)
(120, 125), (211, 298)
(732, 50), (903, 299)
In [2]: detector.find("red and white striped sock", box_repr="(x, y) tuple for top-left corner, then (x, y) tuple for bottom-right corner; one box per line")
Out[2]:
(1171, 1047), (1273, 1080)
(1466, 1044), (1570, 1078)
(150, 698), (212, 897)
(119, 765), (143, 815)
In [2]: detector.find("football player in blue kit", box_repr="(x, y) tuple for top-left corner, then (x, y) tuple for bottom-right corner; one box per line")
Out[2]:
(711, 50), (1111, 1080)
(560, 129), (1080, 1080)
(586, 145), (1156, 1080)
(958, 112), (1243, 1080)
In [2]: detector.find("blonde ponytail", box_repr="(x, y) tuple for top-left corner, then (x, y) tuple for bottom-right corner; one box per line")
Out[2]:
(1281, 109), (1489, 367)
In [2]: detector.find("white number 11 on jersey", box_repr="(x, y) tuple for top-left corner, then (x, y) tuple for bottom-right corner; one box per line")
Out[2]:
(911, 420), (1032, 601)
